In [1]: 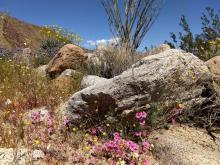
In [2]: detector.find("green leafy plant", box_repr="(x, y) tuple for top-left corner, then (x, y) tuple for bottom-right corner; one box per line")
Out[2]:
(166, 7), (220, 61)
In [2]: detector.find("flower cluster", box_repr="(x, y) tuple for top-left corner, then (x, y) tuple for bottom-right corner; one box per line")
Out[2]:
(30, 111), (41, 124)
(93, 132), (150, 164)
(135, 111), (147, 126)
(47, 116), (54, 135)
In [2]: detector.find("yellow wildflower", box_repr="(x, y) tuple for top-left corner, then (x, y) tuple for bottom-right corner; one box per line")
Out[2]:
(84, 146), (91, 151)
(102, 132), (107, 136)
(34, 139), (40, 145)
(24, 120), (31, 125)
(93, 136), (98, 143)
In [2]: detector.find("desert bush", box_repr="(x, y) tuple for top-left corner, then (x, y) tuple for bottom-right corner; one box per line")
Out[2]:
(87, 46), (142, 78)
(33, 25), (82, 67)
(32, 53), (51, 67)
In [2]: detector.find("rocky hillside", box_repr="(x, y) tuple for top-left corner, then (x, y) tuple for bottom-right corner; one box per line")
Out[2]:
(0, 13), (44, 50)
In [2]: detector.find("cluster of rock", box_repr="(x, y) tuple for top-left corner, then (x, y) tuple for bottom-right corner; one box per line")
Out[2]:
(31, 43), (220, 129)
(19, 43), (220, 165)
(62, 49), (217, 126)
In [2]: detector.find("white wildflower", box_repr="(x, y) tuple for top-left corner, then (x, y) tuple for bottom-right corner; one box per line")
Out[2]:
(5, 99), (12, 105)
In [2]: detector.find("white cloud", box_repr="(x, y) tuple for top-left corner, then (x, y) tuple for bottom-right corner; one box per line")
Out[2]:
(87, 40), (96, 46)
(87, 37), (119, 46)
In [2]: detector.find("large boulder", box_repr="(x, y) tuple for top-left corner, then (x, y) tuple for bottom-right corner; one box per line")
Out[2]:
(149, 125), (220, 165)
(205, 55), (220, 83)
(81, 75), (107, 89)
(46, 44), (87, 76)
(62, 49), (216, 125)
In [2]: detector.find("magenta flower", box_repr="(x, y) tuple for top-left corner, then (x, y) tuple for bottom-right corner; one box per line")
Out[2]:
(109, 160), (116, 165)
(143, 160), (150, 165)
(105, 141), (118, 151)
(135, 111), (147, 120)
(47, 116), (54, 127)
(127, 140), (139, 152)
(113, 132), (122, 141)
(48, 127), (54, 135)
(90, 128), (97, 135)
(142, 141), (150, 151)
(134, 131), (142, 137)
(63, 118), (70, 126)
(135, 111), (148, 126)
(31, 111), (41, 124)
(140, 120), (146, 126)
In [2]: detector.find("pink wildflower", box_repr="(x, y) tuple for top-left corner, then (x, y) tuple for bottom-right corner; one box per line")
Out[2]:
(134, 131), (142, 137)
(142, 141), (150, 151)
(90, 128), (97, 135)
(47, 116), (54, 127)
(48, 127), (54, 135)
(140, 120), (146, 126)
(135, 111), (147, 120)
(110, 160), (116, 165)
(113, 132), (121, 141)
(135, 111), (147, 126)
(127, 140), (139, 152)
(31, 111), (41, 124)
(143, 159), (150, 165)
(63, 118), (70, 126)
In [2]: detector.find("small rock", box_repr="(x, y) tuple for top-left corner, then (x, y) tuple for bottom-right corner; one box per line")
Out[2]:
(60, 69), (82, 78)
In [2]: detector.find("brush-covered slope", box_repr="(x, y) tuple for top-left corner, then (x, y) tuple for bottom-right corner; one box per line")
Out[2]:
(0, 13), (44, 50)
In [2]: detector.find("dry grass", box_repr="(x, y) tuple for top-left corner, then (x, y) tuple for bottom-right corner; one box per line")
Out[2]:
(0, 59), (83, 148)
(87, 45), (142, 78)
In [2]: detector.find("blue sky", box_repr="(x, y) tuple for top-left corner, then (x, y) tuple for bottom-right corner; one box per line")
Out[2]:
(0, 0), (220, 50)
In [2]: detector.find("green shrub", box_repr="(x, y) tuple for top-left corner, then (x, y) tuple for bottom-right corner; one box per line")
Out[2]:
(166, 7), (220, 61)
